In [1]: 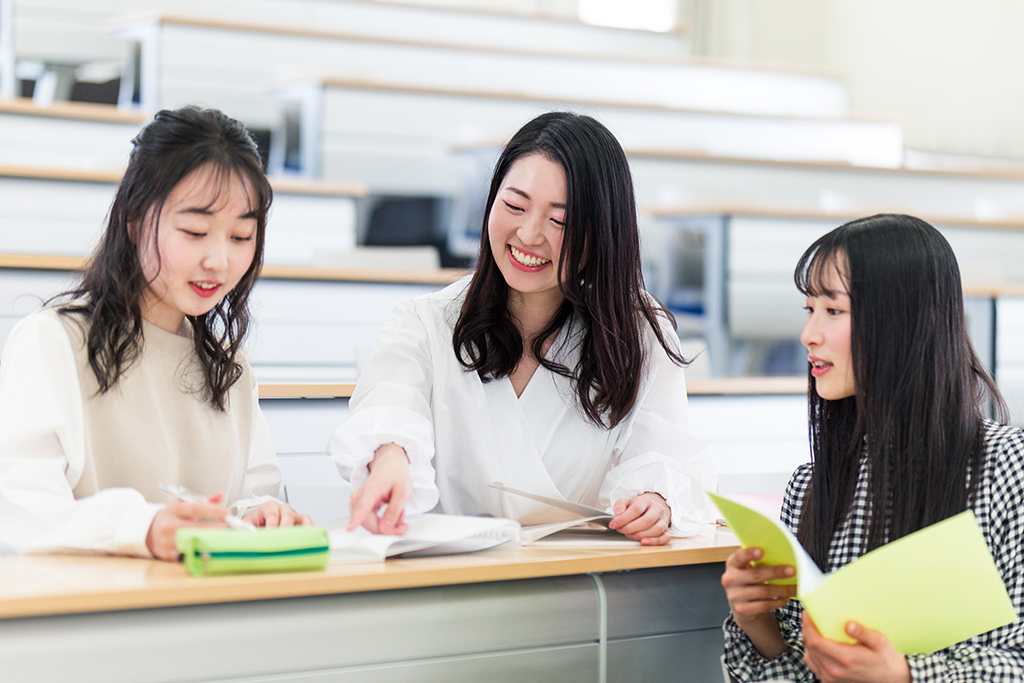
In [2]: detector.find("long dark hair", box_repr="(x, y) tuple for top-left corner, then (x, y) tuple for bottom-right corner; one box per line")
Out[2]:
(452, 111), (685, 427)
(60, 106), (272, 411)
(794, 214), (1004, 567)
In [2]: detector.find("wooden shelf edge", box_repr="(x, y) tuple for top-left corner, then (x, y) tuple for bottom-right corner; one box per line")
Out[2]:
(687, 377), (807, 395)
(652, 203), (1024, 231)
(0, 97), (149, 123)
(258, 383), (355, 398)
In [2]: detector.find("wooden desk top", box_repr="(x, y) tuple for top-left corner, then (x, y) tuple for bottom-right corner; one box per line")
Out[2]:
(0, 532), (737, 619)
(257, 377), (809, 399)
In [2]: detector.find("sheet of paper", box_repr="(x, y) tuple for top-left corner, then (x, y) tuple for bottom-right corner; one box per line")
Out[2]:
(801, 510), (1016, 654)
(325, 513), (520, 563)
(709, 491), (824, 592)
(525, 526), (641, 547)
(489, 483), (611, 522)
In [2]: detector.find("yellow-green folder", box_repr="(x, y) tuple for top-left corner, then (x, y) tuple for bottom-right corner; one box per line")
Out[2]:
(709, 492), (1016, 654)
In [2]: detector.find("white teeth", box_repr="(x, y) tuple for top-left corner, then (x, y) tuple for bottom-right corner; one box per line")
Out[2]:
(510, 246), (550, 268)
(194, 282), (217, 290)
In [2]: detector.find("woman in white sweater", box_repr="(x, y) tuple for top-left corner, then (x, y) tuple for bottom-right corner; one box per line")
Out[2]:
(0, 106), (308, 561)
(330, 112), (715, 542)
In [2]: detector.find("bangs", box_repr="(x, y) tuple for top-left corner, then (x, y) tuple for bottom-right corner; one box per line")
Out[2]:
(191, 161), (270, 219)
(794, 240), (848, 298)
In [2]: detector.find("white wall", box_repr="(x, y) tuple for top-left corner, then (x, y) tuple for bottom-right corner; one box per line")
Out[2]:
(684, 0), (1024, 162)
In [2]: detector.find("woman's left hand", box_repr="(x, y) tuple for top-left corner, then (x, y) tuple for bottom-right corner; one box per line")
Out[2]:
(609, 492), (672, 545)
(243, 501), (313, 528)
(802, 612), (911, 683)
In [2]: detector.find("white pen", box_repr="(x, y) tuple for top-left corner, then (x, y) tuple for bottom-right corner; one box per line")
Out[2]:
(158, 483), (259, 532)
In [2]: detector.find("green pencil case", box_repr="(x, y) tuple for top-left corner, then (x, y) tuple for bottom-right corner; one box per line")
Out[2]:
(177, 526), (330, 576)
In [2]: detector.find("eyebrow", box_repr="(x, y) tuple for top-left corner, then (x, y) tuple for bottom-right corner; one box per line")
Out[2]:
(505, 187), (566, 210)
(177, 205), (259, 220)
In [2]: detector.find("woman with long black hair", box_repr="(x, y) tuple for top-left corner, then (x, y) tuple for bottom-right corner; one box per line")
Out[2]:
(722, 214), (1024, 681)
(0, 106), (308, 561)
(330, 111), (715, 543)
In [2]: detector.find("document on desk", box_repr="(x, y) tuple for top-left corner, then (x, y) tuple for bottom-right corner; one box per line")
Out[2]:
(325, 513), (520, 563)
(709, 492), (1016, 654)
(489, 483), (640, 546)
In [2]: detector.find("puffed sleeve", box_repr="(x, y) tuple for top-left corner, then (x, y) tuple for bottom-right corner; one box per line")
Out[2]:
(598, 314), (716, 536)
(722, 464), (814, 682)
(0, 311), (161, 557)
(902, 425), (1024, 682)
(326, 297), (439, 514)
(229, 368), (283, 518)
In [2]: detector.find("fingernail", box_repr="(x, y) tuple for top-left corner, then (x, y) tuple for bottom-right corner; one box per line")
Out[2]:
(784, 567), (795, 577)
(846, 622), (858, 636)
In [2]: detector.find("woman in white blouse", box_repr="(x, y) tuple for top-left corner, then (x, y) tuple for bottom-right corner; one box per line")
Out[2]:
(329, 111), (715, 544)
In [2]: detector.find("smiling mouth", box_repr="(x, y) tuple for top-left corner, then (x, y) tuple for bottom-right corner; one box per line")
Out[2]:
(190, 282), (222, 298)
(509, 245), (551, 269)
(810, 360), (834, 376)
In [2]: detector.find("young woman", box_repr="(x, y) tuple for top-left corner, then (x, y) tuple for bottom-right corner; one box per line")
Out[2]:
(721, 214), (1024, 682)
(0, 106), (309, 562)
(329, 111), (715, 543)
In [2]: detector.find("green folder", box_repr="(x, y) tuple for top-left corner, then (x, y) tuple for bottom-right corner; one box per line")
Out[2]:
(177, 526), (330, 576)
(709, 492), (1017, 654)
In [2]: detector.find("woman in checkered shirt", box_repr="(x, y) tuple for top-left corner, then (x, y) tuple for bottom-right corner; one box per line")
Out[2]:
(721, 214), (1024, 682)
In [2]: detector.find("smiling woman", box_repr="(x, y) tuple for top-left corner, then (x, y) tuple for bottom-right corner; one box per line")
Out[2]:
(329, 111), (716, 545)
(0, 106), (310, 562)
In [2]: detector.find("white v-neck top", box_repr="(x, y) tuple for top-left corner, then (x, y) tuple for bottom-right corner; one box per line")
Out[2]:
(329, 279), (716, 535)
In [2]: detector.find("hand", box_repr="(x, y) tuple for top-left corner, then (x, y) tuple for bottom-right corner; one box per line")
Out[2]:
(146, 494), (229, 561)
(802, 612), (911, 683)
(243, 501), (312, 528)
(609, 492), (672, 545)
(721, 546), (797, 658)
(348, 443), (412, 534)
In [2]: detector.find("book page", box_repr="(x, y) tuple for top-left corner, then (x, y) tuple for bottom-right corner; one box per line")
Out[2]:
(324, 513), (520, 563)
(709, 491), (824, 593)
(489, 483), (612, 523)
(800, 510), (1016, 654)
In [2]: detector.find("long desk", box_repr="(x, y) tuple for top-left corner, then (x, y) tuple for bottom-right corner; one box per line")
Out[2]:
(0, 535), (737, 683)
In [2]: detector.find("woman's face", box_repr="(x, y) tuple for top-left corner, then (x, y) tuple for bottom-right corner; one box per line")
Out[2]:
(487, 153), (567, 307)
(800, 256), (855, 400)
(138, 164), (259, 333)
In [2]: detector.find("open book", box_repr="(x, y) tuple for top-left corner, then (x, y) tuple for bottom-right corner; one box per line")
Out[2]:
(490, 483), (640, 546)
(709, 491), (1016, 654)
(325, 513), (519, 563)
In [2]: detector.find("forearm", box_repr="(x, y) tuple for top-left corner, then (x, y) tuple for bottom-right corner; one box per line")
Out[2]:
(735, 612), (790, 659)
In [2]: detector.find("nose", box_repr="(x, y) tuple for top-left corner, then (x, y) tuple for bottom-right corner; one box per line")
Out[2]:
(517, 213), (545, 246)
(201, 237), (229, 272)
(800, 311), (822, 350)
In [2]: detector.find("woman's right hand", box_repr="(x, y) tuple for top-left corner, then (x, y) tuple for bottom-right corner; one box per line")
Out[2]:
(347, 443), (412, 534)
(721, 547), (798, 658)
(146, 497), (230, 561)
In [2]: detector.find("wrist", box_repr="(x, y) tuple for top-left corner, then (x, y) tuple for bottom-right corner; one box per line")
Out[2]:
(369, 443), (409, 471)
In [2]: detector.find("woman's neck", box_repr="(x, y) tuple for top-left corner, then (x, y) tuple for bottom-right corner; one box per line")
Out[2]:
(508, 289), (565, 345)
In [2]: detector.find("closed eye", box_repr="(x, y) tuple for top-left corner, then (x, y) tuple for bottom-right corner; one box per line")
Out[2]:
(180, 229), (206, 238)
(503, 201), (524, 213)
(232, 235), (254, 242)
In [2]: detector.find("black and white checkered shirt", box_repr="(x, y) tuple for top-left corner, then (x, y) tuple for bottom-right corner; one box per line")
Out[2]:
(723, 420), (1024, 682)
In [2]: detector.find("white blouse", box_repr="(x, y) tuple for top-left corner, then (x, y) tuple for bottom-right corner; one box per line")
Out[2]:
(0, 310), (281, 557)
(329, 280), (716, 535)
